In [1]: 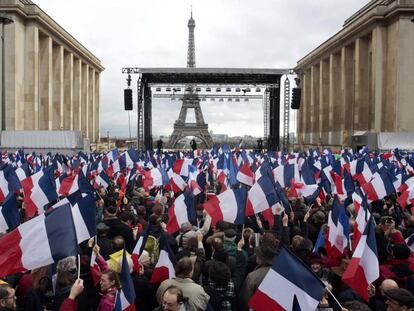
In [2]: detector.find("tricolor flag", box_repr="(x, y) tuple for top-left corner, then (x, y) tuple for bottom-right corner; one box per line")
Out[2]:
(150, 234), (175, 283)
(0, 193), (20, 233)
(361, 170), (395, 202)
(248, 247), (325, 311)
(327, 196), (349, 254)
(90, 248), (101, 286)
(353, 192), (371, 248)
(131, 223), (151, 273)
(143, 167), (169, 190)
(313, 226), (326, 253)
(166, 191), (196, 234)
(93, 171), (110, 189)
(342, 217), (379, 301)
(173, 158), (193, 177)
(113, 249), (136, 311)
(58, 174), (79, 196)
(273, 164), (295, 188)
(203, 187), (246, 226)
(71, 194), (97, 244)
(167, 171), (187, 194)
(21, 167), (58, 218)
(188, 165), (202, 195)
(0, 164), (21, 203)
(236, 162), (255, 187)
(245, 174), (278, 216)
(0, 203), (78, 277)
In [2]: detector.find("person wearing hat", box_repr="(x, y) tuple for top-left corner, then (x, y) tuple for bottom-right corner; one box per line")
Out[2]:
(308, 253), (329, 280)
(223, 228), (238, 258)
(384, 287), (414, 310)
(380, 243), (414, 289)
(96, 222), (113, 261)
(240, 242), (278, 311)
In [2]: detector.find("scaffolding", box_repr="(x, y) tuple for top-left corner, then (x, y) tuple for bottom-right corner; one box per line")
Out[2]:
(282, 77), (291, 149)
(263, 88), (270, 142)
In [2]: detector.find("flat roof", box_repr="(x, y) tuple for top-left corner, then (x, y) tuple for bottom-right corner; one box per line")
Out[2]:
(123, 67), (290, 85)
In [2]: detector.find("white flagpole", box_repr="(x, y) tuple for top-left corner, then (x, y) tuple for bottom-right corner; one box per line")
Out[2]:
(77, 254), (81, 280)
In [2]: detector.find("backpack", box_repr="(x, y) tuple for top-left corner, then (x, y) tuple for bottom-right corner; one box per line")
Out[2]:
(144, 235), (160, 264)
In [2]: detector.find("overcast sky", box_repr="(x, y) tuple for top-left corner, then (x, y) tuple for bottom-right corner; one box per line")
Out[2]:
(35, 0), (370, 139)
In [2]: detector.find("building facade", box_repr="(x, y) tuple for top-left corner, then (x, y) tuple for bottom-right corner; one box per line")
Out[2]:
(295, 0), (414, 148)
(0, 0), (104, 145)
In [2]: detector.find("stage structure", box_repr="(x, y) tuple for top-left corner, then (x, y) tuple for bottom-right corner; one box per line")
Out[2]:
(122, 67), (289, 150)
(123, 11), (290, 150)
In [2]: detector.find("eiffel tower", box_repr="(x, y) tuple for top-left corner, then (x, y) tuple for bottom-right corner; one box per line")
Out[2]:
(167, 10), (213, 148)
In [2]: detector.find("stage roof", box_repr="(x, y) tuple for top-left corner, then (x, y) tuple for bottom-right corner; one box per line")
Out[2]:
(122, 67), (290, 85)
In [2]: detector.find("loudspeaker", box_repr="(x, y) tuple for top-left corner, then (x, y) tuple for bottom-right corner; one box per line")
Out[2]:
(124, 89), (133, 110)
(291, 88), (301, 109)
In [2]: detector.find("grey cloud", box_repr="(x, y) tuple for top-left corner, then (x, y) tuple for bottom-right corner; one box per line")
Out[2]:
(34, 0), (369, 138)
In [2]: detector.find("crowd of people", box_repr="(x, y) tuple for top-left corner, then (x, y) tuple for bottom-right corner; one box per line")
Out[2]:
(1, 147), (414, 311)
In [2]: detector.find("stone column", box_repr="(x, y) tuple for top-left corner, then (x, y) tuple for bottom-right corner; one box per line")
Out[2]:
(310, 64), (320, 145)
(354, 37), (370, 131)
(88, 67), (95, 142)
(303, 69), (311, 144)
(52, 44), (64, 130)
(73, 58), (82, 131)
(8, 16), (25, 130)
(64, 52), (73, 130)
(319, 59), (329, 145)
(39, 35), (53, 130)
(371, 26), (386, 132)
(329, 52), (341, 145)
(95, 72), (100, 142)
(341, 44), (355, 146)
(81, 63), (89, 138)
(394, 18), (414, 132)
(24, 23), (39, 130)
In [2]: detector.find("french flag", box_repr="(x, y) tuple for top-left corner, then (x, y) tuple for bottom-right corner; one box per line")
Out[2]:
(353, 193), (371, 247)
(361, 170), (395, 201)
(245, 174), (278, 216)
(167, 170), (187, 194)
(342, 217), (379, 301)
(0, 193), (20, 233)
(273, 164), (295, 188)
(113, 249), (136, 311)
(188, 165), (202, 195)
(236, 162), (255, 187)
(327, 196), (349, 254)
(106, 148), (119, 163)
(131, 223), (151, 273)
(0, 203), (78, 277)
(58, 174), (79, 196)
(21, 167), (58, 218)
(0, 164), (21, 203)
(313, 227), (326, 253)
(166, 191), (196, 234)
(150, 233), (175, 283)
(90, 248), (101, 286)
(93, 171), (110, 189)
(298, 184), (320, 205)
(203, 187), (247, 226)
(350, 158), (373, 185)
(144, 167), (169, 190)
(71, 194), (97, 244)
(173, 158), (193, 177)
(248, 247), (325, 311)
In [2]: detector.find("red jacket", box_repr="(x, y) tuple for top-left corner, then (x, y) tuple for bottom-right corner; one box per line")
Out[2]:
(59, 298), (77, 311)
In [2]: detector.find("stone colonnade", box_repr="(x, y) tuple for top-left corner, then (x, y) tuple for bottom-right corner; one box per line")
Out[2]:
(2, 1), (104, 143)
(296, 4), (414, 147)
